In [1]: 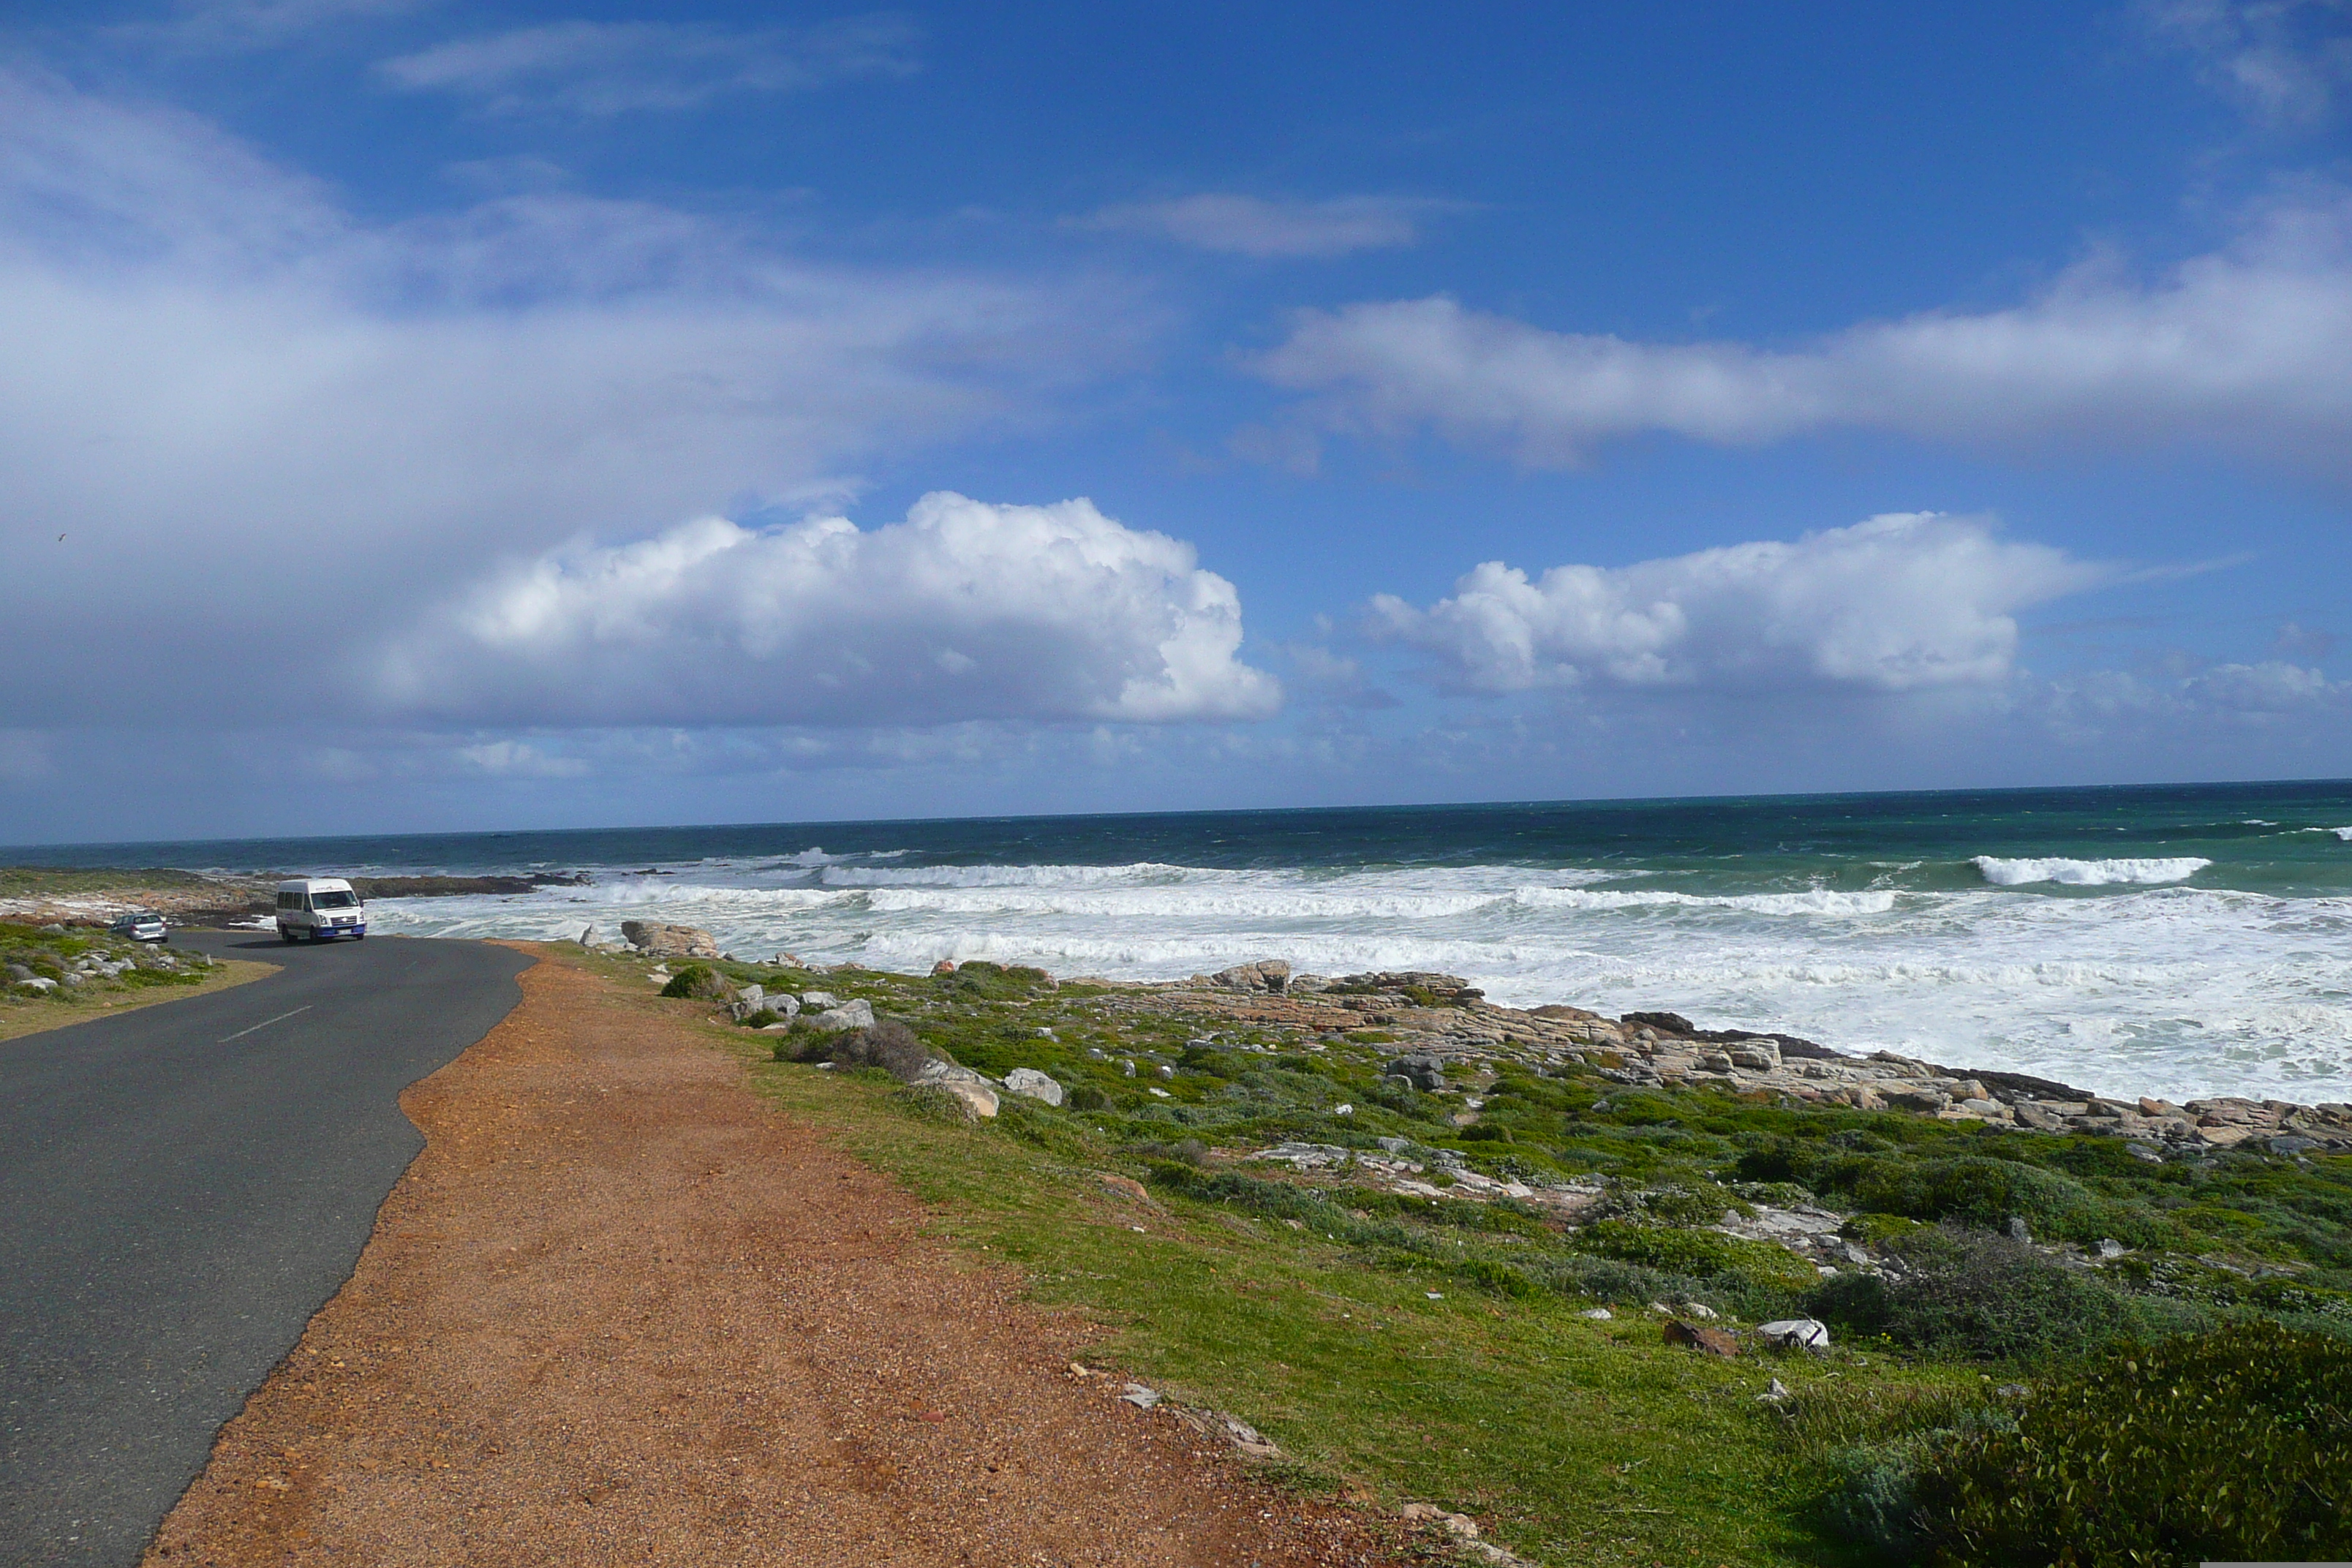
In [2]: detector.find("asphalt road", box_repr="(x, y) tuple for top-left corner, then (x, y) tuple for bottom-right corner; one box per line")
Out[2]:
(0, 932), (532, 1567)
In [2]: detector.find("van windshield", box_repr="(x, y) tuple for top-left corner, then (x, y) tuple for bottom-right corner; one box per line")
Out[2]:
(311, 891), (358, 909)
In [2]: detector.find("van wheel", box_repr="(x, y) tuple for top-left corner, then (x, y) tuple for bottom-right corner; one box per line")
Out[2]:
(279, 927), (295, 944)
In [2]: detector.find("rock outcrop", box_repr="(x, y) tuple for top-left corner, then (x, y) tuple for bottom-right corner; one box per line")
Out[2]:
(620, 921), (720, 960)
(1003, 1067), (1065, 1106)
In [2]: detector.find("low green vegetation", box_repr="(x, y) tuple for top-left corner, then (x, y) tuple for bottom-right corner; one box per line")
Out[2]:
(0, 866), (227, 900)
(595, 949), (2352, 1566)
(0, 921), (263, 1040)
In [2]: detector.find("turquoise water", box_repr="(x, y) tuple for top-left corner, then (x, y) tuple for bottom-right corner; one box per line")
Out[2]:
(14, 780), (2352, 1101)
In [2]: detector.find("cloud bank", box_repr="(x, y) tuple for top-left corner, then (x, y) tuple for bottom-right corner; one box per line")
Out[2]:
(0, 67), (1164, 731)
(1255, 195), (2352, 478)
(382, 493), (1281, 725)
(1372, 513), (2106, 695)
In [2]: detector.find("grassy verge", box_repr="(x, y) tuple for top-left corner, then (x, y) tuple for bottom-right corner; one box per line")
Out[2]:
(563, 946), (2027, 1565)
(554, 948), (2352, 1565)
(0, 921), (274, 1041)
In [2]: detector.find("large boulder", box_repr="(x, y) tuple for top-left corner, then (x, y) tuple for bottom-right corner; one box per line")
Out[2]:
(805, 998), (876, 1032)
(1384, 1054), (1449, 1093)
(913, 1058), (999, 1119)
(1208, 960), (1292, 993)
(1754, 1318), (1831, 1353)
(620, 921), (720, 960)
(1003, 1067), (1064, 1107)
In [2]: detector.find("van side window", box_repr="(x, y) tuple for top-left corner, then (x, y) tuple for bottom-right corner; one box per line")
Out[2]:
(276, 892), (291, 911)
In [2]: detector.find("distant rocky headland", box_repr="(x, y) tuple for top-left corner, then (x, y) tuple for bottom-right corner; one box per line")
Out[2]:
(0, 867), (588, 928)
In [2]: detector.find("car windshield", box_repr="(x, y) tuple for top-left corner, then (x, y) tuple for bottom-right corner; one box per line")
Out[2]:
(311, 891), (358, 909)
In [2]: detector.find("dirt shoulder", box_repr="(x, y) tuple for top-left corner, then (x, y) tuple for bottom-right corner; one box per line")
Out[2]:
(144, 946), (1400, 1567)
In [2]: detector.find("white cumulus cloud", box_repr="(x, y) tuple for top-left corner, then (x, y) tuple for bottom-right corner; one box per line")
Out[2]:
(1254, 195), (2352, 479)
(1073, 194), (1452, 259)
(380, 493), (1281, 726)
(1372, 513), (2106, 695)
(376, 15), (921, 115)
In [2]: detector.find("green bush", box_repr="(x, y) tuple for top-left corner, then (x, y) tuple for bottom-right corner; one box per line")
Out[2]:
(660, 963), (727, 1000)
(1576, 1220), (1817, 1291)
(1811, 1226), (2138, 1362)
(1849, 1156), (2115, 1242)
(1914, 1322), (2352, 1564)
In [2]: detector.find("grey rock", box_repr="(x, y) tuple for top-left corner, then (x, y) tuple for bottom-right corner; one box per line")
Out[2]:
(1003, 1067), (1064, 1107)
(1156, 1063), (1175, 1079)
(1754, 1318), (1831, 1353)
(806, 999), (876, 1031)
(799, 991), (840, 1009)
(1119, 1383), (1161, 1410)
(2008, 1216), (2032, 1244)
(1384, 1054), (1448, 1092)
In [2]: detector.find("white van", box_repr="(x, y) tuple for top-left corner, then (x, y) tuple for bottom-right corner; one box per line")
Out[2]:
(274, 878), (367, 943)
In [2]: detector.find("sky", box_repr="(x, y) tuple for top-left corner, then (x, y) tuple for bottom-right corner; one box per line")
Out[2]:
(4, 0), (2352, 843)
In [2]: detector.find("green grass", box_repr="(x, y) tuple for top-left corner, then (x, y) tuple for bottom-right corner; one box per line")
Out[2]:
(740, 1042), (1977, 1566)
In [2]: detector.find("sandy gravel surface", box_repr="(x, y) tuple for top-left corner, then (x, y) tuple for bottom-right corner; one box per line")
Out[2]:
(143, 949), (1403, 1567)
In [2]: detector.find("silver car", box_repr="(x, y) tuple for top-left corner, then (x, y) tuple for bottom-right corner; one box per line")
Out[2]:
(110, 911), (168, 943)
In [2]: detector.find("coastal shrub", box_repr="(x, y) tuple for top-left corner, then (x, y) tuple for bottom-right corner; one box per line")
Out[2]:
(790, 1020), (932, 1080)
(1575, 1220), (1819, 1292)
(1810, 1226), (2138, 1361)
(739, 1007), (783, 1029)
(1520, 1253), (1726, 1313)
(1833, 1155), (2129, 1243)
(1911, 1322), (2352, 1564)
(659, 964), (728, 1000)
(892, 1083), (979, 1125)
(934, 960), (1052, 1000)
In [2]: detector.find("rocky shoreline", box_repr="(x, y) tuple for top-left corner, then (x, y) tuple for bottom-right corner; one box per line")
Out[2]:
(1134, 960), (2352, 1156)
(601, 919), (2352, 1156)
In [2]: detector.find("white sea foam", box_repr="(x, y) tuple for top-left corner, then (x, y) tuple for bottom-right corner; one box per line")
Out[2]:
(1514, 887), (1897, 916)
(1972, 855), (2212, 886)
(2336, 826), (2352, 842)
(359, 853), (2352, 1104)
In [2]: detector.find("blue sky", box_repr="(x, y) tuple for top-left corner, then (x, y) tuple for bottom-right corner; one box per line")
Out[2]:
(3, 0), (2351, 842)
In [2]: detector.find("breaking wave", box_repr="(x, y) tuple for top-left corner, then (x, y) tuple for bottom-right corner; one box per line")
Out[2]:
(1972, 856), (2212, 887)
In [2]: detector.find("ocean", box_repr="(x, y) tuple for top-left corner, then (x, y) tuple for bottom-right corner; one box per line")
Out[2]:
(14, 780), (2352, 1104)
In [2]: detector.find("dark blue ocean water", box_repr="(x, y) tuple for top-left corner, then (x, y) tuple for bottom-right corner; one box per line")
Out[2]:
(12, 779), (2352, 895)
